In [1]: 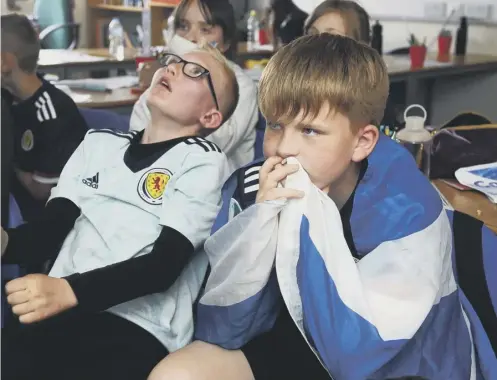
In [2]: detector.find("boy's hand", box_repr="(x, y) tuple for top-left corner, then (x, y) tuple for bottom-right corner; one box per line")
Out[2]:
(5, 274), (78, 324)
(1, 227), (8, 256)
(256, 156), (305, 203)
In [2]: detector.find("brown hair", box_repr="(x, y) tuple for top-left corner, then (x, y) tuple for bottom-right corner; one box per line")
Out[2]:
(259, 34), (389, 128)
(1, 13), (40, 73)
(173, 0), (237, 60)
(304, 0), (371, 44)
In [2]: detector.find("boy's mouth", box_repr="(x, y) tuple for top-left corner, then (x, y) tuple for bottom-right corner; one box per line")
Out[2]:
(158, 76), (172, 92)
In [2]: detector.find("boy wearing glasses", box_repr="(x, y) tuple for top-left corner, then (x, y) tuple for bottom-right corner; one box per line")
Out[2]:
(1, 45), (238, 380)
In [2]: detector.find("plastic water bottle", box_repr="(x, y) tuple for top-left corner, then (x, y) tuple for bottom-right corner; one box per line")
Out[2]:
(371, 20), (383, 55)
(247, 10), (259, 51)
(141, 0), (151, 56)
(108, 18), (125, 60)
(396, 104), (432, 176)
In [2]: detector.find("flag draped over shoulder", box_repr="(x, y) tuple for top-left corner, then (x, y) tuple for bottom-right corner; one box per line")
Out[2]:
(196, 135), (496, 379)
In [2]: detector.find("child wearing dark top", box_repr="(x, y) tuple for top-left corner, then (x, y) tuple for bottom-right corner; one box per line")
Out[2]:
(1, 14), (87, 221)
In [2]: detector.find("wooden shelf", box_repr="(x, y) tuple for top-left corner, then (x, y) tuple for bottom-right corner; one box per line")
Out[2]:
(87, 0), (176, 48)
(150, 2), (177, 8)
(91, 4), (143, 12)
(90, 2), (176, 12)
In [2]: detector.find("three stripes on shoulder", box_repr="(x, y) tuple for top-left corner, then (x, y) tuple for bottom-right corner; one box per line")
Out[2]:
(87, 130), (222, 154)
(185, 137), (221, 153)
(88, 129), (138, 141)
(35, 91), (57, 122)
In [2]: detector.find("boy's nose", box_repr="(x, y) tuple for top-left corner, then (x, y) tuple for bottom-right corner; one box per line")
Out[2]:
(275, 134), (299, 159)
(166, 64), (178, 77)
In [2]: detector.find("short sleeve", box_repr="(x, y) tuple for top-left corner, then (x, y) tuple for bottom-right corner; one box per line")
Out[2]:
(159, 151), (229, 250)
(33, 102), (87, 179)
(48, 133), (88, 206)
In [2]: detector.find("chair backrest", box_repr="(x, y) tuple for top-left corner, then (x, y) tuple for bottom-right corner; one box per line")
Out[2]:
(254, 111), (266, 160)
(450, 210), (497, 356)
(8, 194), (23, 229)
(33, 0), (73, 49)
(79, 108), (130, 133)
(441, 112), (491, 128)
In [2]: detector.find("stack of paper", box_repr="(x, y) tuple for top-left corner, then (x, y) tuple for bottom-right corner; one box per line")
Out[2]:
(39, 50), (107, 66)
(456, 162), (497, 203)
(57, 76), (139, 92)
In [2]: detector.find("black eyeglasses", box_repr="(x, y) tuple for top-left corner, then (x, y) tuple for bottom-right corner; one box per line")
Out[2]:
(158, 53), (219, 111)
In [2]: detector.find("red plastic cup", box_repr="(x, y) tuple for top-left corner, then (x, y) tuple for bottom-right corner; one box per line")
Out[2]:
(259, 29), (269, 46)
(437, 35), (452, 62)
(135, 56), (156, 71)
(409, 45), (427, 70)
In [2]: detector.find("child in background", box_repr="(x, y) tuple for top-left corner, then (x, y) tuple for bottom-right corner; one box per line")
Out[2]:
(304, 0), (370, 43)
(1, 14), (88, 222)
(148, 34), (479, 380)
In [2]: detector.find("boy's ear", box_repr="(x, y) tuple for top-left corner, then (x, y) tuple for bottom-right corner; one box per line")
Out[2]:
(199, 108), (223, 131)
(351, 124), (379, 163)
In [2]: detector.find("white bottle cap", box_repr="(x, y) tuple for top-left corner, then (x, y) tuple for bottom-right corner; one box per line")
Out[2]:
(396, 104), (432, 143)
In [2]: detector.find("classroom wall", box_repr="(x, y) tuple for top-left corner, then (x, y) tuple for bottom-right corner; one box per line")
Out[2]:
(432, 73), (497, 124)
(1, 0), (34, 14)
(381, 22), (497, 55)
(250, 0), (497, 55)
(360, 0), (497, 20)
(75, 0), (88, 48)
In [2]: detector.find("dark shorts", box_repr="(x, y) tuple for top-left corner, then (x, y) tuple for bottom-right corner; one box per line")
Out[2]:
(2, 311), (168, 380)
(241, 305), (330, 380)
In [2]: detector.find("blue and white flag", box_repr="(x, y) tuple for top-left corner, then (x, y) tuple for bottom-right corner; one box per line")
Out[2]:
(196, 135), (494, 379)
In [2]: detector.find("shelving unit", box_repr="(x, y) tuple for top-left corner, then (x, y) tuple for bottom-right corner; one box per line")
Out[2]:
(90, 4), (144, 12)
(86, 1), (178, 48)
(150, 2), (178, 8)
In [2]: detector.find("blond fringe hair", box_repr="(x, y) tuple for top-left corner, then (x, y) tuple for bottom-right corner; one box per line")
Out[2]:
(259, 34), (389, 128)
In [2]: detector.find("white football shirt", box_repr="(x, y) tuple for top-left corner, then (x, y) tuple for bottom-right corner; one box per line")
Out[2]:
(48, 129), (229, 351)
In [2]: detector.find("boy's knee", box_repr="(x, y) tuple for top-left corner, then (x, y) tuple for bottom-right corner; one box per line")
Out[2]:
(148, 360), (195, 380)
(148, 341), (253, 380)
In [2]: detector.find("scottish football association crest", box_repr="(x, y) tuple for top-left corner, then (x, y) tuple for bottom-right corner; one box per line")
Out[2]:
(137, 168), (172, 205)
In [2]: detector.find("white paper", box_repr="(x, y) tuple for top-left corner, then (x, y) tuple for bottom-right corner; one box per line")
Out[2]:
(455, 162), (497, 203)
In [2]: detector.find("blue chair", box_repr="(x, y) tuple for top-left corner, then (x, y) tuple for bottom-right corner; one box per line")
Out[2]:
(79, 108), (130, 133)
(8, 194), (23, 229)
(450, 210), (497, 358)
(33, 0), (80, 49)
(254, 111), (266, 160)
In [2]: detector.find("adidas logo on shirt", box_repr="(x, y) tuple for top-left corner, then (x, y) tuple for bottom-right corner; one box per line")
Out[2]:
(82, 173), (99, 189)
(34, 91), (57, 122)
